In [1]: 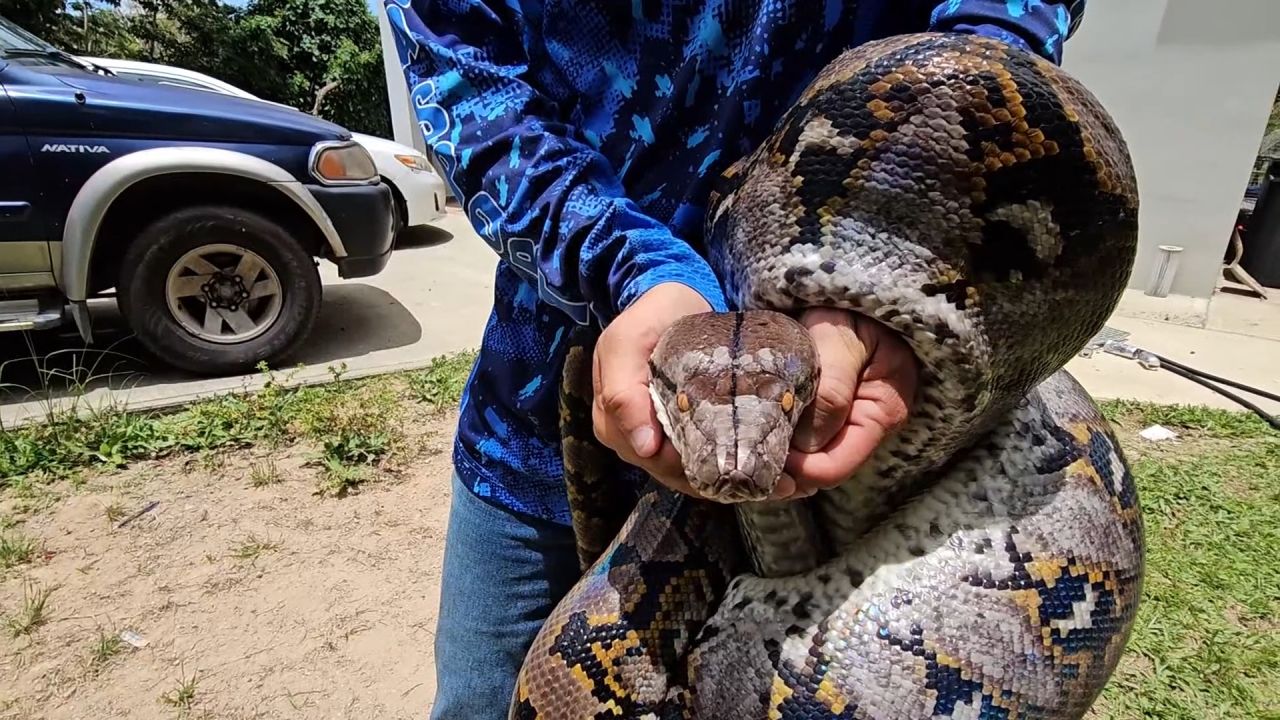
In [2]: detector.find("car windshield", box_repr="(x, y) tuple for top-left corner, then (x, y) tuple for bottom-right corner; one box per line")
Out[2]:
(0, 15), (91, 70)
(0, 15), (59, 53)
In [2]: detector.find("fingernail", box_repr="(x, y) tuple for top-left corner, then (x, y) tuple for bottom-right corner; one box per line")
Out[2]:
(629, 427), (655, 456)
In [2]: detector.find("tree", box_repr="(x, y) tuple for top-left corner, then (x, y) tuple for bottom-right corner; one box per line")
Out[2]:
(241, 0), (390, 137)
(0, 0), (67, 40)
(0, 0), (391, 137)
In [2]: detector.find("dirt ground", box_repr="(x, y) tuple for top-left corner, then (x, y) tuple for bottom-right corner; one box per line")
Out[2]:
(0, 412), (458, 719)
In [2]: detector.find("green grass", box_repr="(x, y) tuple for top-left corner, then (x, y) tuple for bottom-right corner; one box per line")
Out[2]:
(230, 533), (281, 562)
(0, 351), (477, 492)
(405, 351), (477, 409)
(88, 628), (124, 670)
(6, 579), (53, 637)
(1092, 401), (1279, 720)
(160, 667), (200, 716)
(0, 531), (37, 570)
(248, 459), (283, 487)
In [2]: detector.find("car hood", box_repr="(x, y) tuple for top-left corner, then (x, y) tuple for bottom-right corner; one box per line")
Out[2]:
(54, 71), (349, 145)
(350, 132), (423, 157)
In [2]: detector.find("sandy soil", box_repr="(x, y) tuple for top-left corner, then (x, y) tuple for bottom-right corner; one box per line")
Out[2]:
(0, 413), (458, 719)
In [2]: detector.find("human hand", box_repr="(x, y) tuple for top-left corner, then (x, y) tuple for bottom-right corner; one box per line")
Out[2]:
(781, 308), (917, 499)
(591, 283), (713, 496)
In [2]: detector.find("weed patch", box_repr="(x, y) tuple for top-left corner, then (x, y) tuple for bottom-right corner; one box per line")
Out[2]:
(88, 628), (123, 670)
(230, 533), (281, 562)
(0, 531), (37, 570)
(0, 358), (471, 492)
(406, 351), (476, 409)
(6, 579), (53, 637)
(248, 459), (283, 487)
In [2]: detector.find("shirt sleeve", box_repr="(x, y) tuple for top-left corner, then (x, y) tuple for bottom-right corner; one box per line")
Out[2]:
(382, 0), (728, 328)
(927, 0), (1088, 64)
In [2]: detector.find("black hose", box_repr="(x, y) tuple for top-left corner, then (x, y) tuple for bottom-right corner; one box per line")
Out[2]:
(1156, 362), (1280, 431)
(1149, 352), (1280, 404)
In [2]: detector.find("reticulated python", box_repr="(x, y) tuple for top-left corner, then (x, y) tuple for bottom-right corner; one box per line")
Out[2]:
(511, 32), (1144, 720)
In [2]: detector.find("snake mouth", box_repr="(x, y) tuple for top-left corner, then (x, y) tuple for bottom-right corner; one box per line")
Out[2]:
(699, 468), (779, 504)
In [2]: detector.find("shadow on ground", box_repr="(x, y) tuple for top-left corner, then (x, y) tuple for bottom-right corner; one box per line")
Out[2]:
(396, 225), (454, 250)
(0, 283), (422, 408)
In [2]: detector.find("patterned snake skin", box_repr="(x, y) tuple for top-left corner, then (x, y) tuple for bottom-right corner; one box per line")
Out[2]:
(511, 32), (1144, 719)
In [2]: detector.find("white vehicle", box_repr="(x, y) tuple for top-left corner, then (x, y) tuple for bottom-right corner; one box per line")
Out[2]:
(80, 56), (448, 235)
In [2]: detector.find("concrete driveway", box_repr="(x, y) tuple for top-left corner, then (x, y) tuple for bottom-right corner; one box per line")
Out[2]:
(0, 207), (497, 426)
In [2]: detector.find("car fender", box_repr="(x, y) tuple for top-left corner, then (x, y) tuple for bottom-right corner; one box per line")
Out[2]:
(61, 146), (346, 303)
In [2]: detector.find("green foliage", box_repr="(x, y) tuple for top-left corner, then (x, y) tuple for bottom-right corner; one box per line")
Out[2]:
(0, 0), (391, 136)
(88, 628), (124, 670)
(406, 350), (478, 410)
(0, 531), (37, 570)
(6, 579), (52, 637)
(240, 0), (390, 135)
(0, 360), (440, 496)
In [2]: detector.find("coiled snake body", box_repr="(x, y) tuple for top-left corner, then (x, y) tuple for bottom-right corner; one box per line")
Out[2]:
(511, 33), (1143, 720)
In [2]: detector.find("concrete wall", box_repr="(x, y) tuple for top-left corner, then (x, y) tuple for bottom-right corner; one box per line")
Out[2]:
(1062, 0), (1280, 300)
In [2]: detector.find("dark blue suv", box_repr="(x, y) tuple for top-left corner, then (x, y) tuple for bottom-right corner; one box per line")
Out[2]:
(0, 15), (396, 375)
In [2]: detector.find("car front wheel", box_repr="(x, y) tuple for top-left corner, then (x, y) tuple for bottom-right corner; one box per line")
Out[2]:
(117, 205), (322, 376)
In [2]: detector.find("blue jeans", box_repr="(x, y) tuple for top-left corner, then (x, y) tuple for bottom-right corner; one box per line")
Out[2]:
(430, 473), (581, 719)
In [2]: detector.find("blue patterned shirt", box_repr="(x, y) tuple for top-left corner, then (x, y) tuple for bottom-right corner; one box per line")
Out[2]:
(384, 0), (1086, 524)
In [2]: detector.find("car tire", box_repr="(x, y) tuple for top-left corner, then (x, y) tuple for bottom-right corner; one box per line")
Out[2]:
(117, 205), (322, 376)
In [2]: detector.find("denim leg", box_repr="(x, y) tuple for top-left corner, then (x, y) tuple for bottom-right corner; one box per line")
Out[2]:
(429, 472), (581, 720)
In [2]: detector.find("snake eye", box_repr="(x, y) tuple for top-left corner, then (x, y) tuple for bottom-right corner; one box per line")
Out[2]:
(677, 392), (691, 413)
(781, 391), (795, 413)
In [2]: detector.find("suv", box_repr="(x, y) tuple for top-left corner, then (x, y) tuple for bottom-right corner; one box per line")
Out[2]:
(80, 56), (449, 237)
(0, 16), (396, 375)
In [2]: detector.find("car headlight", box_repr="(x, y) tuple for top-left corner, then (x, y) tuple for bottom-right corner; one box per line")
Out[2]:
(394, 153), (432, 173)
(310, 141), (378, 185)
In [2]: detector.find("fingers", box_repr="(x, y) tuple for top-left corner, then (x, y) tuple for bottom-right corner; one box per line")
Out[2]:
(787, 312), (919, 492)
(792, 308), (866, 453)
(785, 418), (888, 488)
(853, 318), (916, 433)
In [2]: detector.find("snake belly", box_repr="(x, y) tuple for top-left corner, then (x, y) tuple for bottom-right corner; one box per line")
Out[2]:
(511, 32), (1144, 720)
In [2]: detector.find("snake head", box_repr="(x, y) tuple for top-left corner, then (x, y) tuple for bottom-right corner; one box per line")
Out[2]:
(649, 311), (819, 503)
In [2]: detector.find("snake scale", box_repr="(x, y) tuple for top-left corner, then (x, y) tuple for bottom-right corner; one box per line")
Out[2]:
(510, 32), (1144, 720)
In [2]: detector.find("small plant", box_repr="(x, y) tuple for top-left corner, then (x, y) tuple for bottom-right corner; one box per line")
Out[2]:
(103, 501), (127, 524)
(195, 450), (225, 471)
(231, 533), (281, 562)
(314, 458), (369, 498)
(301, 385), (401, 468)
(7, 580), (53, 637)
(161, 667), (199, 714)
(327, 362), (349, 383)
(89, 628), (123, 669)
(248, 459), (283, 487)
(406, 351), (476, 409)
(0, 532), (37, 570)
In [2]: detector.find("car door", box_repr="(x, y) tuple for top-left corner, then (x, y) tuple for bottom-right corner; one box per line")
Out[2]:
(0, 66), (54, 288)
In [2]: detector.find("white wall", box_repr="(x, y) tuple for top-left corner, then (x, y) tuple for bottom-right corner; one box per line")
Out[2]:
(1063, 0), (1280, 299)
